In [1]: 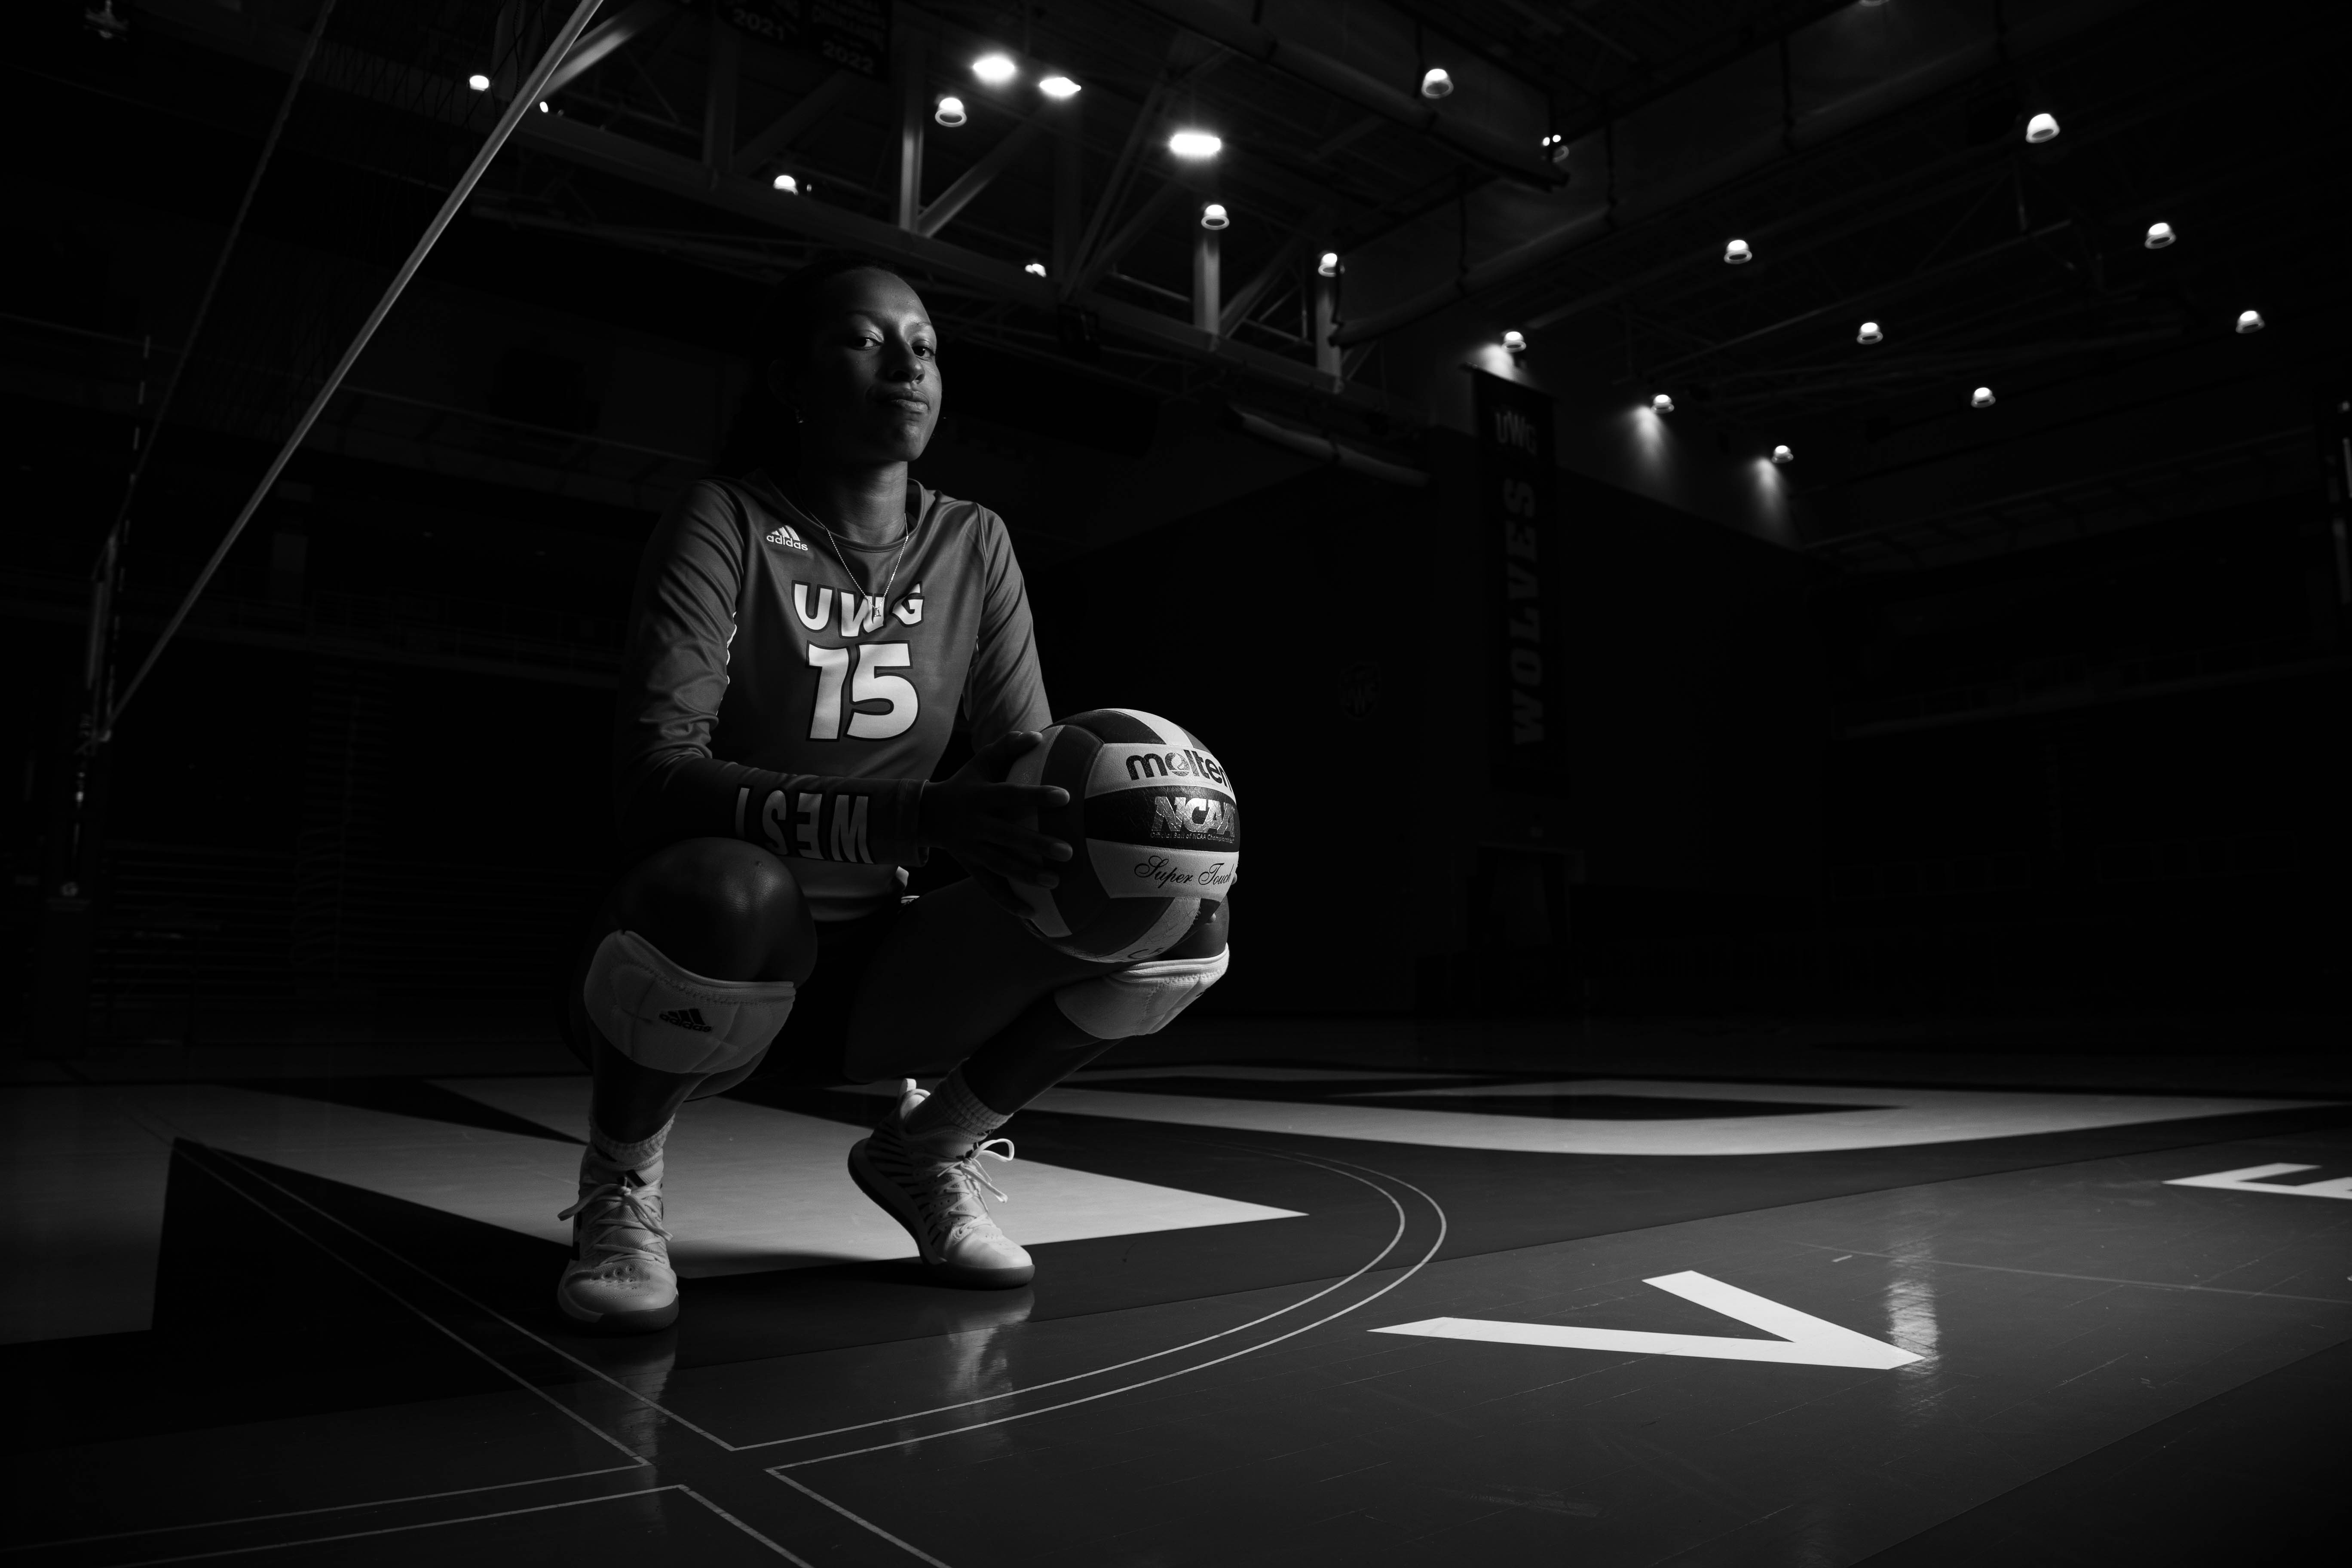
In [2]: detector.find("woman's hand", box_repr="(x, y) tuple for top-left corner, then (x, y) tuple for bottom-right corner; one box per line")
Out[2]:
(918, 731), (1073, 889)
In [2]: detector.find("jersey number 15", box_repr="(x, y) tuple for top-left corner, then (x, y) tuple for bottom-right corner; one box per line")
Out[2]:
(805, 643), (918, 741)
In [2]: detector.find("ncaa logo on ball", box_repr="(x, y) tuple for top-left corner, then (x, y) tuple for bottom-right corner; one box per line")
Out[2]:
(1151, 794), (1235, 841)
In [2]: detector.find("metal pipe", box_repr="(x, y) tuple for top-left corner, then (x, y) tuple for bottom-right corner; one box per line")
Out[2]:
(1229, 407), (1427, 486)
(107, 0), (613, 735)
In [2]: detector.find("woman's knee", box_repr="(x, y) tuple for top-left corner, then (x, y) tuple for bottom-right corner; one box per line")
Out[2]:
(610, 837), (817, 983)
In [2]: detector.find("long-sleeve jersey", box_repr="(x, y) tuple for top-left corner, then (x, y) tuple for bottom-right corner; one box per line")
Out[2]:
(614, 471), (1051, 921)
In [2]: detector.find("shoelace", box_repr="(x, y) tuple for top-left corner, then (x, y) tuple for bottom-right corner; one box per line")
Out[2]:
(558, 1178), (672, 1264)
(954, 1138), (1017, 1206)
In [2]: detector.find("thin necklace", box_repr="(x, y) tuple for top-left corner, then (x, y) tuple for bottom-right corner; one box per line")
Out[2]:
(802, 490), (916, 616)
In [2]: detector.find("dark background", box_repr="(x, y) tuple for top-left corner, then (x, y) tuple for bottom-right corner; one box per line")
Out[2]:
(5, 0), (2345, 1052)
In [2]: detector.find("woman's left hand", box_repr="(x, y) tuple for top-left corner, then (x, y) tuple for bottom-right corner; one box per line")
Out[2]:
(918, 731), (1073, 888)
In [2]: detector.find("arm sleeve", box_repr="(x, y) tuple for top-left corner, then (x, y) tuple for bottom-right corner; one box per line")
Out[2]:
(612, 480), (924, 865)
(961, 509), (1053, 747)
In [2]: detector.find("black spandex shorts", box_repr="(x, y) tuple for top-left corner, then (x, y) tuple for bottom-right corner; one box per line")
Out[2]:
(557, 897), (908, 1087)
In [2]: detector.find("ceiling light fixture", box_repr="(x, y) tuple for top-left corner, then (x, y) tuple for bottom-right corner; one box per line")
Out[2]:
(2144, 220), (2176, 249)
(1038, 75), (1081, 99)
(2236, 309), (2265, 334)
(772, 173), (798, 193)
(1651, 394), (1675, 414)
(1317, 251), (1341, 277)
(2025, 111), (2060, 143)
(1971, 386), (1996, 408)
(1724, 238), (1753, 264)
(1169, 129), (1222, 159)
(934, 95), (967, 127)
(1420, 67), (1453, 99)
(1024, 260), (1047, 276)
(1856, 320), (1884, 345)
(1771, 444), (1794, 465)
(1501, 329), (1527, 352)
(466, 72), (490, 92)
(537, 101), (550, 113)
(972, 53), (1017, 85)
(1200, 202), (1230, 230)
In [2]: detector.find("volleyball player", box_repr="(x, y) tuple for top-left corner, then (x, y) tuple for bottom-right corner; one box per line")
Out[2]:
(554, 255), (1230, 1332)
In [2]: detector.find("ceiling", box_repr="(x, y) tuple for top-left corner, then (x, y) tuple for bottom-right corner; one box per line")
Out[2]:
(29, 0), (2352, 573)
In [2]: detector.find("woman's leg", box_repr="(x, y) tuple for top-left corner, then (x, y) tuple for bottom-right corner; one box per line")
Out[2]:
(570, 838), (818, 1137)
(839, 883), (1229, 1288)
(558, 837), (815, 1332)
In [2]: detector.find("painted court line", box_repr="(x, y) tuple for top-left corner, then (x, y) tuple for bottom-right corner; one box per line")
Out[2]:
(770, 1153), (1449, 1468)
(1793, 1243), (2352, 1306)
(742, 1146), (1413, 1448)
(100, 1487), (691, 1568)
(769, 1472), (958, 1568)
(1374, 1271), (1922, 1369)
(1029, 1079), (2336, 1155)
(2165, 1162), (2352, 1199)
(0, 1464), (646, 1553)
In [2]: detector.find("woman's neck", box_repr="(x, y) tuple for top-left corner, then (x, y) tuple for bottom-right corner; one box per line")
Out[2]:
(789, 461), (911, 545)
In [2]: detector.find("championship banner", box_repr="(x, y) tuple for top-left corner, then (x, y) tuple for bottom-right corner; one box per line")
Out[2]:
(1471, 369), (1568, 797)
(722, 0), (891, 79)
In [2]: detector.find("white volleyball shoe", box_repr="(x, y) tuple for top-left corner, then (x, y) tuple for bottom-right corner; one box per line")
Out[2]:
(556, 1152), (679, 1332)
(848, 1080), (1035, 1289)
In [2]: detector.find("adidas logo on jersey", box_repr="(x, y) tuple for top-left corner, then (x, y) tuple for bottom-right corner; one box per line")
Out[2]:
(764, 524), (809, 551)
(658, 1007), (714, 1032)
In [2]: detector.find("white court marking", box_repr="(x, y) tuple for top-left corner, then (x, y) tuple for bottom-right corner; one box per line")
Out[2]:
(442, 1077), (1301, 1276)
(2164, 1163), (2352, 1200)
(1026, 1078), (2334, 1155)
(1374, 1271), (1922, 1369)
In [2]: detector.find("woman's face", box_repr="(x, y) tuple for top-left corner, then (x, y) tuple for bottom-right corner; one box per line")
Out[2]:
(778, 268), (941, 468)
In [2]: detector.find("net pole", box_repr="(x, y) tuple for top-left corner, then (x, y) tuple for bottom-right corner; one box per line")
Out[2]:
(104, 0), (609, 737)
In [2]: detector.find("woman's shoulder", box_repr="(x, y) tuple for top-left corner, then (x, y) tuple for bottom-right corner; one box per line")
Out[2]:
(920, 486), (1010, 544)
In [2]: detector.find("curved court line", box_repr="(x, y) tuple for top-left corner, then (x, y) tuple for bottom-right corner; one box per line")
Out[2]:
(739, 1148), (1412, 1449)
(0, 1464), (646, 1555)
(769, 1153), (1450, 1468)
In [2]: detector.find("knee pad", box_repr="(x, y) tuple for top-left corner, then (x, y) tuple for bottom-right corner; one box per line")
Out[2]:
(584, 929), (797, 1076)
(1053, 947), (1229, 1040)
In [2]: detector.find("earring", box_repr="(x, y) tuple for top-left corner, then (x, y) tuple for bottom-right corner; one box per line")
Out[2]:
(790, 407), (804, 425)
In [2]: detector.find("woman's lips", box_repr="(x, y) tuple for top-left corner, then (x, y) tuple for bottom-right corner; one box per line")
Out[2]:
(879, 394), (929, 415)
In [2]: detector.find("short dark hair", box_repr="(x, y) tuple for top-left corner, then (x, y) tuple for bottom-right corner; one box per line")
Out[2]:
(716, 252), (913, 477)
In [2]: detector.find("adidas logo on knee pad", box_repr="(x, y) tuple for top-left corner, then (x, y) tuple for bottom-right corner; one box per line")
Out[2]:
(657, 1007), (714, 1032)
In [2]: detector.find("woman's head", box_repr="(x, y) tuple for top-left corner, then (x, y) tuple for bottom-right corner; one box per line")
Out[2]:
(722, 254), (940, 477)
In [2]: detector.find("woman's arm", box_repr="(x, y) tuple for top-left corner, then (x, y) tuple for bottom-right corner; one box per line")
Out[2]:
(612, 480), (924, 866)
(960, 508), (1054, 747)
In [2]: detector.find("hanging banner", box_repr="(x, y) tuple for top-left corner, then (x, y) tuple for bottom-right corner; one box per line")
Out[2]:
(722, 0), (891, 79)
(1470, 369), (1568, 797)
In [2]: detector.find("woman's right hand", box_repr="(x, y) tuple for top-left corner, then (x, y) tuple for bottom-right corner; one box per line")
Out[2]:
(917, 731), (1073, 888)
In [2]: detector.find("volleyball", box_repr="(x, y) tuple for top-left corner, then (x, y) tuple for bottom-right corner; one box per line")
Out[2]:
(1002, 708), (1240, 961)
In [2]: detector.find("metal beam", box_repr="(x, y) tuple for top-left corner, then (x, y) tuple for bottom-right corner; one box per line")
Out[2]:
(1221, 214), (1323, 336)
(140, 0), (1403, 415)
(702, 15), (738, 174)
(894, 24), (927, 232)
(916, 119), (1045, 239)
(1333, 0), (2144, 345)
(733, 71), (857, 173)
(1068, 182), (1185, 299)
(1121, 0), (1563, 190)
(542, 0), (671, 99)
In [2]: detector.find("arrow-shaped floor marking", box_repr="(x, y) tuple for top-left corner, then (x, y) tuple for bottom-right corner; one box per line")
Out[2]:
(1373, 1271), (1923, 1369)
(2164, 1163), (2352, 1200)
